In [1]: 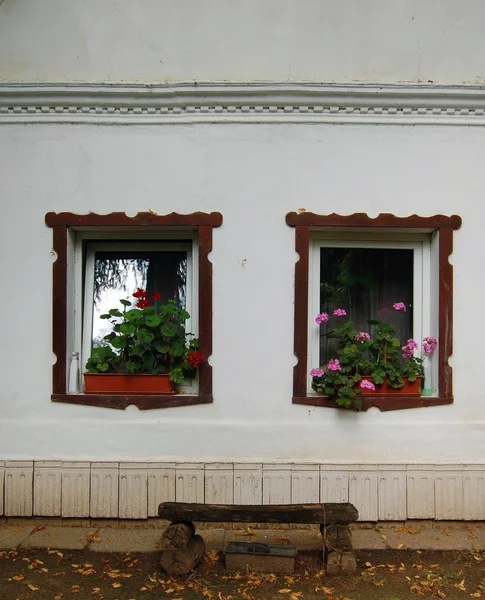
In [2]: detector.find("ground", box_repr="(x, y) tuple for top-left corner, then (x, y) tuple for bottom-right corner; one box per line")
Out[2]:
(1, 547), (485, 600)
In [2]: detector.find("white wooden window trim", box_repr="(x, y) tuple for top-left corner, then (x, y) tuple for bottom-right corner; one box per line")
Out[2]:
(308, 233), (437, 396)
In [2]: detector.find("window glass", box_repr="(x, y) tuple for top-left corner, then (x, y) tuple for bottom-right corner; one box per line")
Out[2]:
(82, 243), (190, 362)
(319, 247), (413, 365)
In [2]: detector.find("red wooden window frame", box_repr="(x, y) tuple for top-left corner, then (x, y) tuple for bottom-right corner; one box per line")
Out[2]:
(286, 212), (462, 412)
(45, 211), (222, 410)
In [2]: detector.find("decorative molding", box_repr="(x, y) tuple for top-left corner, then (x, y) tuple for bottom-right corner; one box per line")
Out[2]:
(2, 82), (485, 125)
(2, 460), (484, 521)
(45, 211), (221, 410)
(287, 212), (462, 409)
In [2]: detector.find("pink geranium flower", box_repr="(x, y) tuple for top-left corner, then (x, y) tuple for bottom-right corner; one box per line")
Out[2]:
(393, 302), (407, 312)
(315, 312), (329, 324)
(355, 332), (371, 343)
(327, 359), (341, 371)
(402, 338), (419, 358)
(333, 308), (347, 317)
(422, 336), (438, 354)
(310, 368), (325, 378)
(360, 379), (376, 391)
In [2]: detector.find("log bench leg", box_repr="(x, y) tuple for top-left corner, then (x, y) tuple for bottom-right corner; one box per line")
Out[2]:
(321, 524), (357, 575)
(160, 521), (206, 575)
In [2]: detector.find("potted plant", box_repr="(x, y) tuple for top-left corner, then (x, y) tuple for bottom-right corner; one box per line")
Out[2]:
(84, 288), (204, 394)
(310, 303), (437, 410)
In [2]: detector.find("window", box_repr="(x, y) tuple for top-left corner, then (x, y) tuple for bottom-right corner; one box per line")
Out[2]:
(45, 211), (222, 409)
(286, 212), (462, 411)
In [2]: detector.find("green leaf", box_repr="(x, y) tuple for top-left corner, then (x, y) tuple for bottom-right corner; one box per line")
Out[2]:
(154, 341), (170, 353)
(119, 322), (136, 335)
(110, 336), (127, 349)
(124, 309), (142, 320)
(168, 339), (186, 357)
(108, 308), (123, 317)
(138, 329), (155, 344)
(169, 367), (185, 384)
(120, 299), (131, 306)
(97, 362), (109, 372)
(145, 315), (162, 328)
(100, 313), (111, 320)
(129, 344), (145, 356)
(124, 361), (137, 373)
(161, 324), (177, 337)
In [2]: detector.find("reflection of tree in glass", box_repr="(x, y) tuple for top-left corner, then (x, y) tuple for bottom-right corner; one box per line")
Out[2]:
(94, 258), (148, 302)
(94, 252), (187, 309)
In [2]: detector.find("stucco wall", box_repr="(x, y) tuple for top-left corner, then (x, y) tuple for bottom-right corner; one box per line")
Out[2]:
(0, 119), (481, 463)
(0, 0), (484, 85)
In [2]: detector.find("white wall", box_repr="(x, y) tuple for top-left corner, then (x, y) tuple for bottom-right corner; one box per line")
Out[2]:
(0, 120), (483, 463)
(1, 0), (485, 85)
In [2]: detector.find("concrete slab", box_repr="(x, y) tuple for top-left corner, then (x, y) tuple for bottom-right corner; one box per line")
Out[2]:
(0, 526), (34, 549)
(23, 527), (97, 550)
(1, 523), (485, 553)
(352, 529), (388, 550)
(88, 529), (162, 552)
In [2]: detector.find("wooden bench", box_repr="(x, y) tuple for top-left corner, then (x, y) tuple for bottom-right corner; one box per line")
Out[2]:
(158, 501), (359, 575)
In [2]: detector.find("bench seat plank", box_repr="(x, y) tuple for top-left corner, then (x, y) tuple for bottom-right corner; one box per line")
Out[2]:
(158, 502), (358, 525)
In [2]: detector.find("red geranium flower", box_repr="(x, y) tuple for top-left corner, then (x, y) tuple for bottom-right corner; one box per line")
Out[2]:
(152, 291), (161, 301)
(136, 298), (152, 308)
(133, 288), (147, 299)
(187, 351), (204, 368)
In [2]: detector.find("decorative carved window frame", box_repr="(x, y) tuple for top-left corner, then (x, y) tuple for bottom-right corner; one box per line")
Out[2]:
(45, 211), (222, 410)
(286, 212), (462, 411)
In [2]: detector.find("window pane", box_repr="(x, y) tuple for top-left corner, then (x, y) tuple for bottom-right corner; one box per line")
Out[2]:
(319, 248), (413, 364)
(90, 250), (187, 348)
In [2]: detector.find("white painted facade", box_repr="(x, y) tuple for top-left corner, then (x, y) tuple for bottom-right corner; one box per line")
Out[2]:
(0, 0), (484, 520)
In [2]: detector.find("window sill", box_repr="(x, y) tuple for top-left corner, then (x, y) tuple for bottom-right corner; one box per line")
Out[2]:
(51, 393), (213, 410)
(292, 395), (453, 411)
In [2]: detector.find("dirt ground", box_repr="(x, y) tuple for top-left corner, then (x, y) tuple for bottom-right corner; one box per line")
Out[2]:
(1, 547), (485, 600)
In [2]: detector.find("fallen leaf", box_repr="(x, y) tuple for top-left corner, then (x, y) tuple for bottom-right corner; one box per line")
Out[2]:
(12, 575), (25, 581)
(86, 531), (102, 543)
(278, 590), (292, 594)
(28, 584), (40, 591)
(204, 550), (219, 564)
(32, 525), (45, 533)
(236, 527), (256, 537)
(112, 582), (122, 588)
(396, 525), (421, 535)
(54, 595), (63, 600)
(397, 543), (405, 549)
